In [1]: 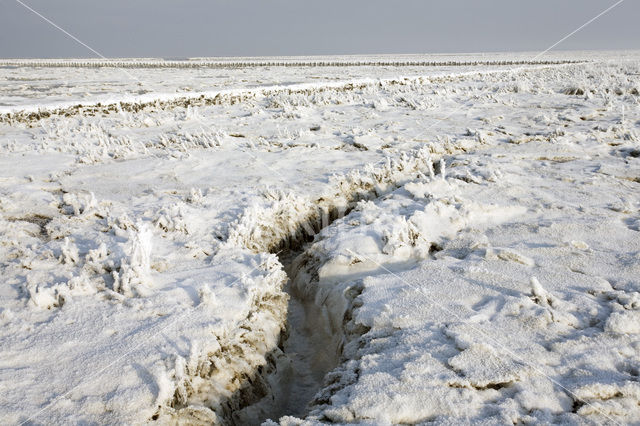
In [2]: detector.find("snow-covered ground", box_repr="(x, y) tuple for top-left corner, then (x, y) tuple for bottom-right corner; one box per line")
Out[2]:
(0, 51), (639, 425)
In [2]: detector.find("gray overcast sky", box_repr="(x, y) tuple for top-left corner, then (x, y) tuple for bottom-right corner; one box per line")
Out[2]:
(0, 0), (638, 58)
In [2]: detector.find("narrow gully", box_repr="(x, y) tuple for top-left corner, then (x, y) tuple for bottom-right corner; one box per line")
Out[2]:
(219, 151), (445, 424)
(231, 242), (343, 425)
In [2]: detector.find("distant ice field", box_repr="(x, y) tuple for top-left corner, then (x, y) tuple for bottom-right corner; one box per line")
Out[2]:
(2, 50), (632, 110)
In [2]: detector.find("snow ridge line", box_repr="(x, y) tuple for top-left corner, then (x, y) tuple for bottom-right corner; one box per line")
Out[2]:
(225, 146), (453, 254)
(0, 62), (584, 123)
(155, 254), (290, 424)
(0, 59), (581, 69)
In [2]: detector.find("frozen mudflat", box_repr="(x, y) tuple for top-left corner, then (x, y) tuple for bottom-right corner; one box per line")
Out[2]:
(0, 52), (639, 424)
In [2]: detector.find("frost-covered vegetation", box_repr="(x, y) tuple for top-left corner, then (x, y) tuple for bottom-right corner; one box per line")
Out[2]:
(0, 52), (639, 424)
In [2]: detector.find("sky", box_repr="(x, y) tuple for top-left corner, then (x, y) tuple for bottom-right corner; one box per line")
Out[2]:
(0, 0), (638, 58)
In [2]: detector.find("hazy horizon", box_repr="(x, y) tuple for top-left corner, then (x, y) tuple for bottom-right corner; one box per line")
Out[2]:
(1, 47), (639, 61)
(0, 0), (637, 59)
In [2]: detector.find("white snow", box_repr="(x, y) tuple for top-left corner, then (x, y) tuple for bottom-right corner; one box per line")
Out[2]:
(0, 51), (639, 424)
